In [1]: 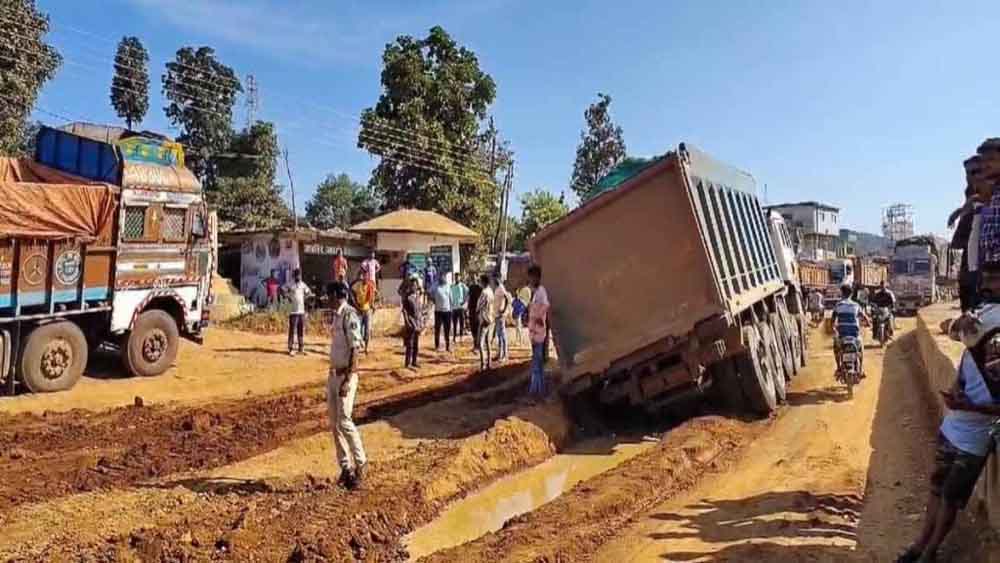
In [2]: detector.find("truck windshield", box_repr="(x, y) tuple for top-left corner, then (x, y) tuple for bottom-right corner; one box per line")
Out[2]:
(913, 260), (931, 274)
(829, 263), (845, 283)
(892, 260), (909, 274)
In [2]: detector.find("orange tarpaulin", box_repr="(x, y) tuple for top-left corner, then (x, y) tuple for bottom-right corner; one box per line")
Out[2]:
(0, 158), (117, 242)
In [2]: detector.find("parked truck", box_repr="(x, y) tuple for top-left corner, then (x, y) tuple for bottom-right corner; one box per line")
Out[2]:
(0, 126), (214, 393)
(852, 256), (889, 289)
(530, 144), (806, 416)
(798, 260), (831, 292)
(891, 236), (939, 314)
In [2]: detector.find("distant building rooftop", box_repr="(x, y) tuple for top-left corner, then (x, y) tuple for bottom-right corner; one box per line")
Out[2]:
(766, 201), (840, 213)
(351, 209), (479, 240)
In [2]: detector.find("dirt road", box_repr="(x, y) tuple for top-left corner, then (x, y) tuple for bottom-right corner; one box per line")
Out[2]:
(424, 320), (994, 563)
(1, 318), (995, 562)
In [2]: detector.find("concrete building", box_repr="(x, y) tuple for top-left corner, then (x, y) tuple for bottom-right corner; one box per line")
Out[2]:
(766, 201), (840, 261)
(351, 209), (479, 304)
(218, 227), (370, 307)
(839, 228), (894, 258)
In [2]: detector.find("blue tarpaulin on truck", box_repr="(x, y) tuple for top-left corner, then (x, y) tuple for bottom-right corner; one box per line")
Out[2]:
(588, 156), (665, 200)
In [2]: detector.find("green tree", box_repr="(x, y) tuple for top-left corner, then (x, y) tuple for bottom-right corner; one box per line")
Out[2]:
(110, 36), (149, 130)
(15, 119), (41, 157)
(358, 26), (498, 234)
(162, 46), (242, 189)
(213, 176), (289, 230)
(217, 121), (278, 185)
(570, 93), (626, 202)
(213, 121), (289, 230)
(521, 188), (569, 241)
(305, 173), (382, 230)
(0, 0), (61, 154)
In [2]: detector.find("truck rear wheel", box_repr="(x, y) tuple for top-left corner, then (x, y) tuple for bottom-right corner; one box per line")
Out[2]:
(760, 323), (787, 402)
(736, 326), (778, 415)
(770, 312), (795, 379)
(124, 310), (179, 377)
(20, 321), (88, 393)
(797, 315), (809, 367)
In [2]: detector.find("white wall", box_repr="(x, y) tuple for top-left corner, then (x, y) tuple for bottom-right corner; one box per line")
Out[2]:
(376, 232), (464, 304)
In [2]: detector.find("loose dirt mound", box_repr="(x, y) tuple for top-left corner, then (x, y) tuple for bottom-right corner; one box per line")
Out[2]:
(66, 399), (573, 563)
(423, 415), (768, 563)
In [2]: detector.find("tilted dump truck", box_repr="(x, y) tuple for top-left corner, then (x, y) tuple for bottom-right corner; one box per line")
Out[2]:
(530, 144), (806, 415)
(0, 126), (214, 393)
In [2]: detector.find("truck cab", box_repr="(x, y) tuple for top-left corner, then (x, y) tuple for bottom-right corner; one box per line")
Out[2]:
(891, 243), (937, 314)
(824, 258), (854, 307)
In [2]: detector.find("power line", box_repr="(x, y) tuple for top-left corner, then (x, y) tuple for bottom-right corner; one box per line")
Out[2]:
(359, 130), (492, 180)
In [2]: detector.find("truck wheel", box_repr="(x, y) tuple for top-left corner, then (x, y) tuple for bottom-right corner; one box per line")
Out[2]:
(797, 315), (809, 367)
(736, 326), (778, 416)
(709, 358), (745, 412)
(771, 312), (796, 378)
(760, 323), (787, 402)
(124, 310), (179, 377)
(20, 321), (88, 393)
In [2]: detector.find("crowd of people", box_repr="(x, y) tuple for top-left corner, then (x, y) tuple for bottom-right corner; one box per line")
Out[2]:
(893, 139), (1000, 563)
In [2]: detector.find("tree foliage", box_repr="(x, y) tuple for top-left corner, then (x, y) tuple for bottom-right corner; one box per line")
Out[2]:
(110, 36), (149, 130)
(162, 47), (241, 189)
(358, 26), (498, 235)
(570, 93), (626, 202)
(521, 188), (569, 242)
(213, 121), (289, 230)
(0, 0), (61, 154)
(217, 121), (279, 185)
(213, 176), (289, 230)
(305, 173), (382, 230)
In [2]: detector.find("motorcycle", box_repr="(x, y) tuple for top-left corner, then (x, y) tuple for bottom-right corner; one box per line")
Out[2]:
(872, 306), (892, 348)
(836, 336), (863, 397)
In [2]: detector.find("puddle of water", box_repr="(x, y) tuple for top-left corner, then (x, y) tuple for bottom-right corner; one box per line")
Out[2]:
(404, 436), (657, 561)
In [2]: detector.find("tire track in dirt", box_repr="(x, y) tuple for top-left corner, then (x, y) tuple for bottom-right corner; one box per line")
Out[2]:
(0, 359), (528, 514)
(1, 378), (570, 562)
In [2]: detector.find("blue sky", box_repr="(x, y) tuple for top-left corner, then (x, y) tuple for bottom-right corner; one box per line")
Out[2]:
(27, 0), (1000, 235)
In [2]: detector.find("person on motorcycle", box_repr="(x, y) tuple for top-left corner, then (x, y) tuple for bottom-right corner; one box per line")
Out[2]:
(871, 280), (898, 337)
(834, 284), (870, 374)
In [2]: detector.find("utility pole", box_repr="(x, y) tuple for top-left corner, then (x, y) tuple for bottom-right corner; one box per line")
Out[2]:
(282, 147), (298, 232)
(498, 159), (514, 279)
(245, 74), (259, 127)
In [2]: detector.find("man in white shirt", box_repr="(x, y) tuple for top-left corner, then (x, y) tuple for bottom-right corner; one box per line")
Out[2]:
(283, 269), (312, 356)
(361, 251), (381, 283)
(327, 283), (367, 489)
(528, 265), (550, 396)
(492, 278), (511, 362)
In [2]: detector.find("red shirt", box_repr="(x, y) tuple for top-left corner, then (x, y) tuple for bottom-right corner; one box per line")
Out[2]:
(265, 278), (280, 298)
(333, 255), (348, 279)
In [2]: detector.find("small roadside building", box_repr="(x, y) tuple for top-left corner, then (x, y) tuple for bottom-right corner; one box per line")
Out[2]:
(351, 209), (479, 304)
(218, 227), (371, 307)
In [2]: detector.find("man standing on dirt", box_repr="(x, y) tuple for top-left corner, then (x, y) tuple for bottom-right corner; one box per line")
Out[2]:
(351, 274), (376, 354)
(896, 307), (1000, 563)
(284, 269), (312, 356)
(326, 283), (367, 489)
(433, 273), (453, 352)
(477, 274), (495, 370)
(361, 251), (381, 284)
(450, 274), (469, 344)
(528, 265), (550, 397)
(468, 274), (484, 352)
(402, 274), (424, 369)
(333, 249), (348, 283)
(493, 277), (511, 363)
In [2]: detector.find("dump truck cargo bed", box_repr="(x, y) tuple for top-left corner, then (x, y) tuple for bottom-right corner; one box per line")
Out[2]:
(530, 144), (783, 384)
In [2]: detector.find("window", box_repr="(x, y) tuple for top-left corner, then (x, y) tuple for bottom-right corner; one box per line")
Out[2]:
(162, 207), (187, 241)
(123, 206), (146, 240)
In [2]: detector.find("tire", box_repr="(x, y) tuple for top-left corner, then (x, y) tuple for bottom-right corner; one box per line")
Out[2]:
(797, 315), (808, 367)
(736, 326), (778, 416)
(760, 323), (787, 402)
(788, 316), (803, 375)
(20, 321), (88, 393)
(124, 310), (180, 377)
(775, 308), (799, 377)
(709, 358), (745, 412)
